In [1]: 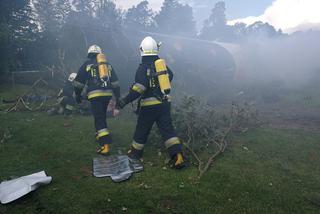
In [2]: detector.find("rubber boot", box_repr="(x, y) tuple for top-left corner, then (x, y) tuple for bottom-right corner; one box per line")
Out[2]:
(127, 147), (144, 172)
(97, 144), (110, 155)
(170, 153), (185, 169)
(127, 147), (143, 160)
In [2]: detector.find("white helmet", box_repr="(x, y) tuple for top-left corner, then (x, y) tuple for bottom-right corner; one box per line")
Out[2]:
(139, 36), (161, 56)
(88, 44), (102, 55)
(68, 73), (77, 82)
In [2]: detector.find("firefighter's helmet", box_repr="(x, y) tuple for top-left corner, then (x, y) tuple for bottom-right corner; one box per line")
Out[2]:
(68, 73), (77, 82)
(139, 36), (161, 56)
(88, 45), (102, 55)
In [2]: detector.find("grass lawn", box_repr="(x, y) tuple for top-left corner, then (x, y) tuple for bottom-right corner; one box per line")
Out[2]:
(0, 111), (319, 214)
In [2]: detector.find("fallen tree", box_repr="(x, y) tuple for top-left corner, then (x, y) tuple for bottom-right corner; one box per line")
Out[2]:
(172, 96), (259, 178)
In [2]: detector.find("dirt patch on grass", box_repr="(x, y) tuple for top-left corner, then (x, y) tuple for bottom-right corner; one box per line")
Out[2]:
(80, 166), (92, 177)
(258, 104), (320, 132)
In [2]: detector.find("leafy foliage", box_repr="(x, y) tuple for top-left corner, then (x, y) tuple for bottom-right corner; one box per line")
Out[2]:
(173, 96), (226, 152)
(154, 0), (196, 36)
(0, 0), (284, 91)
(0, 0), (37, 73)
(172, 96), (259, 177)
(200, 1), (229, 40)
(33, 0), (72, 32)
(199, 1), (283, 42)
(123, 1), (155, 31)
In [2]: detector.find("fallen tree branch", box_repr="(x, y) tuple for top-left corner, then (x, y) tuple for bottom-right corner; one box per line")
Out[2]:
(198, 105), (235, 178)
(181, 104), (236, 179)
(183, 142), (202, 171)
(174, 97), (254, 179)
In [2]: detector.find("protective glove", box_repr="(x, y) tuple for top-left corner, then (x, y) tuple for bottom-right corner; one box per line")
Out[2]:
(116, 98), (127, 109)
(75, 95), (82, 104)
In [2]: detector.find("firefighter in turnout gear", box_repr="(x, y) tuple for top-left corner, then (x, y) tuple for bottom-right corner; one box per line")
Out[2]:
(73, 45), (120, 155)
(60, 73), (77, 115)
(48, 73), (77, 116)
(117, 36), (185, 169)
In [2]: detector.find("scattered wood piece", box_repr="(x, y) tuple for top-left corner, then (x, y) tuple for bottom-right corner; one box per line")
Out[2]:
(6, 78), (49, 113)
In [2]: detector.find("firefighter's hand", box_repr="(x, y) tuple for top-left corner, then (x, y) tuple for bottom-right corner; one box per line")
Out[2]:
(75, 95), (82, 104)
(116, 98), (126, 109)
(113, 109), (120, 117)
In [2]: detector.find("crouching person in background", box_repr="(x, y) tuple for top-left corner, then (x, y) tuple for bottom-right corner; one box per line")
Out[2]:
(48, 73), (77, 116)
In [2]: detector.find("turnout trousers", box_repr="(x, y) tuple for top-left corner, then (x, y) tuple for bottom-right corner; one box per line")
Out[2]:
(133, 101), (182, 158)
(90, 96), (112, 146)
(60, 96), (76, 115)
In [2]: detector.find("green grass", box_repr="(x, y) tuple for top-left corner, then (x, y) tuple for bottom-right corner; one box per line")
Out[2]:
(0, 111), (320, 213)
(279, 87), (320, 108)
(0, 84), (31, 99)
(0, 84), (57, 111)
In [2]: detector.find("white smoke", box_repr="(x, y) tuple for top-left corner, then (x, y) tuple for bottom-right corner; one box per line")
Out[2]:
(228, 0), (320, 33)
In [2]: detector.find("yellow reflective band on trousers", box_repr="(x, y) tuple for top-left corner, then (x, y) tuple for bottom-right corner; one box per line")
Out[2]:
(140, 97), (162, 107)
(165, 137), (181, 149)
(65, 104), (74, 111)
(132, 141), (144, 150)
(87, 90), (113, 99)
(97, 128), (110, 139)
(132, 83), (146, 94)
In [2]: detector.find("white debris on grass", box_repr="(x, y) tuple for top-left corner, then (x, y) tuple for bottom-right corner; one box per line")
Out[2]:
(0, 171), (52, 204)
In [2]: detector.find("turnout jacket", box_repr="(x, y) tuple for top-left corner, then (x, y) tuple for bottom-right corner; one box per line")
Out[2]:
(124, 55), (173, 107)
(73, 57), (120, 100)
(63, 81), (74, 97)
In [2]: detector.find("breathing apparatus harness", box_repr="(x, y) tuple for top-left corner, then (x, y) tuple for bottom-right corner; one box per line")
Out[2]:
(147, 63), (168, 102)
(87, 54), (111, 89)
(134, 61), (169, 114)
(87, 64), (110, 88)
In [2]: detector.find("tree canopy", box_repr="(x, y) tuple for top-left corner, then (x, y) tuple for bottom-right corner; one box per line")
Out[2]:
(0, 0), (284, 85)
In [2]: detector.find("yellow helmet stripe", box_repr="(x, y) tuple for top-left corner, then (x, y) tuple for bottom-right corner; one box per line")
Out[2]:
(143, 50), (158, 54)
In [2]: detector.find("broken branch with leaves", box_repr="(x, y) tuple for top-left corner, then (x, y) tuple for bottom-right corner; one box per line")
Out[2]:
(173, 97), (256, 179)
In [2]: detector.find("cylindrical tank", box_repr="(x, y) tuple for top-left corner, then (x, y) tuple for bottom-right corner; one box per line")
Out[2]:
(96, 53), (109, 79)
(155, 59), (171, 95)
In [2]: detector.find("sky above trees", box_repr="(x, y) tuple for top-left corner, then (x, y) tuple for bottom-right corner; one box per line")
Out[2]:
(115, 0), (272, 17)
(115, 0), (320, 33)
(0, 0), (284, 74)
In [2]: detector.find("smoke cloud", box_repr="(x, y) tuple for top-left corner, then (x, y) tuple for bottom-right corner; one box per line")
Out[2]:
(228, 0), (320, 33)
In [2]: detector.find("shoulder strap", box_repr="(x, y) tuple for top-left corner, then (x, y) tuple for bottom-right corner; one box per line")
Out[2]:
(146, 63), (157, 88)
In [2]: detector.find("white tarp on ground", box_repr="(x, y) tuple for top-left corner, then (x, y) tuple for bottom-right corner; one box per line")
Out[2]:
(0, 171), (52, 204)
